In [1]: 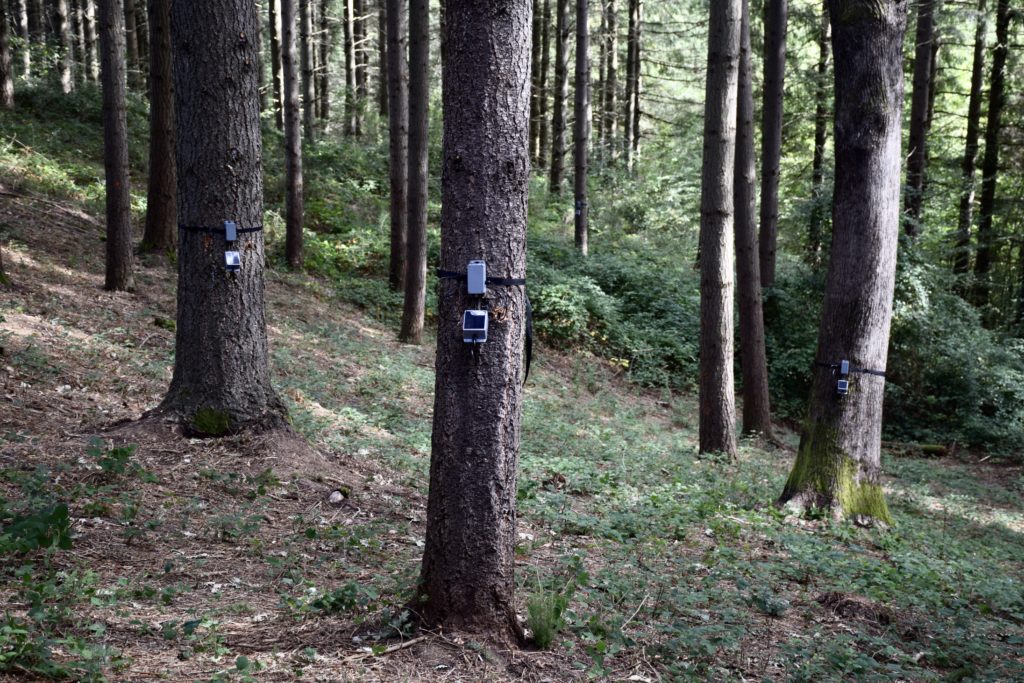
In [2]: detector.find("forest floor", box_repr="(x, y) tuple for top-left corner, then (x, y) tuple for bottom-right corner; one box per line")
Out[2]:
(2, 163), (1024, 680)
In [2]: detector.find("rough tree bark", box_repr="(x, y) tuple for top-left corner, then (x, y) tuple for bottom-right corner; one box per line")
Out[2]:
(140, 0), (175, 255)
(318, 0), (330, 121)
(758, 0), (786, 288)
(283, 0), (304, 268)
(778, 0), (907, 524)
(530, 0), (542, 165)
(56, 0), (73, 92)
(386, 0), (408, 291)
(99, 0), (133, 291)
(0, 1), (13, 108)
(602, 0), (616, 158)
(623, 0), (638, 168)
(15, 0), (30, 80)
(416, 0), (530, 644)
(270, 0), (284, 129)
(548, 0), (568, 193)
(398, 0), (427, 343)
(808, 1), (830, 260)
(903, 0), (936, 236)
(697, 0), (740, 457)
(573, 0), (590, 255)
(299, 0), (315, 140)
(82, 0), (97, 81)
(123, 0), (140, 87)
(734, 0), (772, 438)
(160, 0), (287, 434)
(343, 0), (357, 134)
(377, 0), (387, 117)
(972, 0), (1009, 319)
(538, 0), (551, 170)
(953, 0), (986, 277)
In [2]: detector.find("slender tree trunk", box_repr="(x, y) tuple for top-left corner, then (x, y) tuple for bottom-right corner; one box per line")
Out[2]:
(270, 0), (284, 129)
(73, 0), (86, 85)
(602, 0), (616, 160)
(377, 0), (387, 117)
(779, 0), (907, 525)
(417, 0), (530, 644)
(596, 4), (605, 153)
(530, 0), (542, 164)
(354, 0), (367, 120)
(343, 0), (356, 134)
(256, 0), (267, 113)
(140, 0), (175, 255)
(953, 0), (986, 278)
(399, 0), (427, 343)
(386, 0), (407, 291)
(903, 0), (935, 236)
(548, 0), (568, 193)
(698, 0), (740, 457)
(136, 0), (148, 66)
(318, 0), (330, 120)
(758, 0), (786, 288)
(282, 0), (304, 268)
(16, 0), (30, 80)
(623, 0), (637, 168)
(98, 0), (133, 290)
(537, 0), (551, 170)
(0, 239), (8, 286)
(82, 0), (96, 80)
(0, 1), (13, 108)
(161, 0), (287, 433)
(56, 0), (73, 92)
(123, 0), (139, 87)
(573, 0), (590, 255)
(972, 0), (1009, 320)
(735, 0), (772, 438)
(300, 0), (315, 140)
(808, 1), (830, 260)
(27, 0), (41, 43)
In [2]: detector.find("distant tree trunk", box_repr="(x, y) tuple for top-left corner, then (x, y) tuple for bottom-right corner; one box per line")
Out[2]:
(140, 0), (175, 255)
(27, 0), (41, 43)
(735, 0), (772, 438)
(354, 0), (367, 110)
(82, 0), (96, 81)
(573, 0), (590, 255)
(343, 0), (356, 134)
(758, 0), (786, 288)
(255, 0), (267, 112)
(529, 0), (541, 164)
(98, 0), (133, 291)
(972, 0), (1008, 320)
(622, 0), (637, 168)
(386, 0), (408, 291)
(15, 0), (30, 80)
(630, 2), (641, 160)
(953, 0), (986, 278)
(0, 1), (13, 108)
(73, 0), (86, 85)
(282, 0), (304, 268)
(161, 0), (287, 433)
(779, 0), (906, 525)
(416, 0), (530, 644)
(537, 0), (551, 170)
(318, 0), (330, 120)
(123, 0), (139, 87)
(300, 0), (315, 140)
(602, 0), (616, 159)
(399, 0), (427, 343)
(270, 0), (284, 129)
(548, 0), (568, 193)
(135, 0), (148, 66)
(903, 0), (935, 236)
(697, 0), (740, 457)
(596, 4), (605, 153)
(377, 0), (387, 117)
(56, 0), (73, 92)
(0, 240), (8, 286)
(807, 1), (829, 260)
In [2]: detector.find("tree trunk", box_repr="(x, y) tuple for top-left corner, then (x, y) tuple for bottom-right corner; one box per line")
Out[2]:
(0, 1), (13, 108)
(343, 0), (356, 134)
(779, 0), (907, 525)
(972, 0), (1008, 320)
(808, 1), (829, 260)
(596, 4), (605, 152)
(735, 0), (772, 438)
(697, 0), (740, 457)
(123, 0), (139, 87)
(27, 0), (41, 43)
(354, 0), (367, 117)
(398, 0), (427, 343)
(82, 0), (96, 80)
(0, 239), (8, 286)
(282, 0), (304, 268)
(622, 0), (637, 168)
(56, 0), (73, 92)
(98, 0), (133, 291)
(757, 0), (786, 288)
(953, 0), (986, 278)
(73, 0), (85, 85)
(270, 0), (284, 129)
(386, 0), (407, 291)
(537, 0), (551, 170)
(548, 0), (568, 193)
(139, 0), (174, 255)
(15, 0), (30, 80)
(530, 0), (542, 164)
(255, 0), (267, 113)
(135, 0), (148, 67)
(161, 0), (287, 434)
(573, 0), (590, 255)
(416, 0), (530, 644)
(300, 0), (314, 140)
(377, 0), (387, 117)
(903, 0), (935, 236)
(318, 0), (330, 120)
(602, 0), (616, 160)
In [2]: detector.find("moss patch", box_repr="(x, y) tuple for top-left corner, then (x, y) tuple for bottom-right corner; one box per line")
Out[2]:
(191, 407), (231, 436)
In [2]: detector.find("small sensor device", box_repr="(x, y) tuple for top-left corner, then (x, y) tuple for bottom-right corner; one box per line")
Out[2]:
(467, 260), (486, 295)
(839, 360), (850, 376)
(224, 220), (238, 242)
(462, 309), (488, 344)
(225, 250), (241, 272)
(837, 379), (849, 396)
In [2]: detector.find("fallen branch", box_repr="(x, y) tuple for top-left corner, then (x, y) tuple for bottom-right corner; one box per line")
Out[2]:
(342, 635), (429, 663)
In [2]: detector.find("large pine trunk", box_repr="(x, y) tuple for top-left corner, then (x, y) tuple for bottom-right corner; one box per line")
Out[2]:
(160, 0), (287, 434)
(903, 0), (936, 236)
(299, 0), (315, 141)
(548, 0), (568, 194)
(98, 0), (133, 291)
(779, 0), (907, 524)
(140, 0), (174, 255)
(758, 0), (786, 288)
(573, 0), (589, 255)
(282, 0), (304, 269)
(807, 1), (830, 260)
(734, 0), (771, 438)
(386, 0), (408, 292)
(417, 0), (530, 644)
(698, 0), (740, 457)
(953, 0), (987, 278)
(269, 0), (284, 130)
